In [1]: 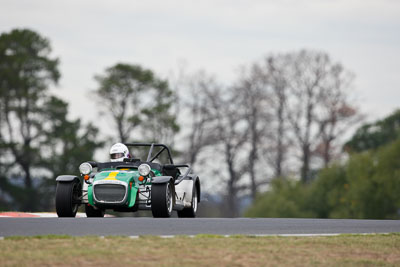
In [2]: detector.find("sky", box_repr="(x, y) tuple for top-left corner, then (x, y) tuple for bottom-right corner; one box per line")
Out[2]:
(1, 0), (400, 130)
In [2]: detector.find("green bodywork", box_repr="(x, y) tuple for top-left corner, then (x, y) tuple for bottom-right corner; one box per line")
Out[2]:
(88, 168), (160, 208)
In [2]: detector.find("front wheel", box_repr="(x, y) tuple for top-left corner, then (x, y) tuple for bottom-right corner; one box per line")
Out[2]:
(151, 182), (173, 218)
(56, 180), (82, 217)
(177, 186), (198, 218)
(85, 204), (105, 217)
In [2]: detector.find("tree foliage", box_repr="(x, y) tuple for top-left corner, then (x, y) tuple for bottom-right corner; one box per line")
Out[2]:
(345, 109), (400, 153)
(281, 50), (357, 182)
(245, 135), (400, 219)
(245, 178), (313, 218)
(0, 29), (101, 211)
(179, 50), (359, 216)
(94, 63), (179, 145)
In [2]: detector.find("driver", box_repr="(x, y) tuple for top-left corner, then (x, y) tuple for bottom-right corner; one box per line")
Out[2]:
(110, 143), (132, 162)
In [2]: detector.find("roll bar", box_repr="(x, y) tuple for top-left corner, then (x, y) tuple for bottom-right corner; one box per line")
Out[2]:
(124, 143), (174, 164)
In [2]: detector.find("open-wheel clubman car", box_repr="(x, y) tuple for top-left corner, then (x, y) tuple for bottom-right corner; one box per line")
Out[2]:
(55, 143), (200, 218)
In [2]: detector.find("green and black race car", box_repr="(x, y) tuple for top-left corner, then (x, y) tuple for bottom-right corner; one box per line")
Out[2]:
(55, 143), (200, 218)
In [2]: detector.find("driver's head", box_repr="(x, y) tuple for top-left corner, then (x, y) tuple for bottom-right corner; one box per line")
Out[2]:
(110, 143), (131, 162)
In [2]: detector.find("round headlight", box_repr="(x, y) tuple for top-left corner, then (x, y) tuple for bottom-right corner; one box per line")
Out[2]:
(79, 162), (92, 175)
(138, 164), (151, 176)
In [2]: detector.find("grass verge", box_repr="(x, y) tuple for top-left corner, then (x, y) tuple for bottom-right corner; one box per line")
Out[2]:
(1, 234), (400, 266)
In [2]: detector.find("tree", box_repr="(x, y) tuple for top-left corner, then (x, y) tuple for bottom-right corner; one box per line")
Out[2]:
(37, 97), (102, 210)
(0, 28), (101, 211)
(230, 50), (358, 187)
(313, 137), (400, 219)
(244, 178), (313, 218)
(245, 135), (400, 219)
(207, 87), (249, 217)
(314, 63), (360, 166)
(284, 50), (358, 182)
(344, 109), (400, 153)
(233, 65), (271, 199)
(233, 50), (358, 185)
(179, 70), (220, 166)
(178, 69), (250, 217)
(263, 55), (291, 178)
(39, 96), (102, 176)
(140, 78), (179, 144)
(0, 28), (60, 210)
(94, 63), (179, 144)
(249, 55), (294, 179)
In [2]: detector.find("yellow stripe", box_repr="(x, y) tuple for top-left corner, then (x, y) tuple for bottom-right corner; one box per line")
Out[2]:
(105, 171), (119, 180)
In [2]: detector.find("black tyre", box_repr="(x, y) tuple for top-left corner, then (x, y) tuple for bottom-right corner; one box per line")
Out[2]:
(177, 185), (198, 218)
(85, 204), (105, 217)
(151, 182), (173, 218)
(56, 180), (82, 217)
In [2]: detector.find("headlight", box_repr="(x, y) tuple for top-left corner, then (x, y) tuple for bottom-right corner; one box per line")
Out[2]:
(138, 164), (151, 176)
(79, 162), (92, 175)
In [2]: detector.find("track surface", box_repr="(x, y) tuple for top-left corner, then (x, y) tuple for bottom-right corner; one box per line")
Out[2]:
(1, 218), (399, 237)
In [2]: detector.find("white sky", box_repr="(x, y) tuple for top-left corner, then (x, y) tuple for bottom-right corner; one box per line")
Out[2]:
(1, 0), (400, 132)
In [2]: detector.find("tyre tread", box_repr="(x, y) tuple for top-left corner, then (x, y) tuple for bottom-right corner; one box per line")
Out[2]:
(56, 181), (81, 217)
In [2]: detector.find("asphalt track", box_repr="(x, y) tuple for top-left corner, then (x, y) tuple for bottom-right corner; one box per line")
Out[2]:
(1, 218), (400, 237)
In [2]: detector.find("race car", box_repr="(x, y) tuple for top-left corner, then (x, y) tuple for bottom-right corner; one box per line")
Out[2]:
(55, 143), (200, 218)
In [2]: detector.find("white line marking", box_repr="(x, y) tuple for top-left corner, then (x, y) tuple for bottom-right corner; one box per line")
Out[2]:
(159, 235), (175, 238)
(0, 233), (391, 239)
(153, 233), (390, 238)
(256, 233), (342, 237)
(266, 233), (390, 237)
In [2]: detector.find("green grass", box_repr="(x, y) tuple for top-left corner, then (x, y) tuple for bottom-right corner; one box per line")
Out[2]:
(1, 234), (400, 266)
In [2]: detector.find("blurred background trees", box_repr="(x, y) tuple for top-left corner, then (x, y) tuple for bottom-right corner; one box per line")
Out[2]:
(246, 114), (400, 219)
(0, 29), (102, 211)
(178, 50), (361, 217)
(93, 63), (179, 145)
(344, 110), (400, 153)
(0, 28), (398, 219)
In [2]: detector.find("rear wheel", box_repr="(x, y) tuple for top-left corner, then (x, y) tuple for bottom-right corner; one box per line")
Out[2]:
(151, 182), (173, 218)
(85, 204), (105, 217)
(56, 180), (82, 217)
(177, 186), (198, 218)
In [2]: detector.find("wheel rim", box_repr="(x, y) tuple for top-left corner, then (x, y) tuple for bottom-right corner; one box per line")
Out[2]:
(166, 183), (173, 213)
(71, 182), (81, 213)
(192, 189), (197, 212)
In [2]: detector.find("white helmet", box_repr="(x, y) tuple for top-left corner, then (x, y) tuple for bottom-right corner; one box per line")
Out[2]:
(110, 143), (130, 162)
